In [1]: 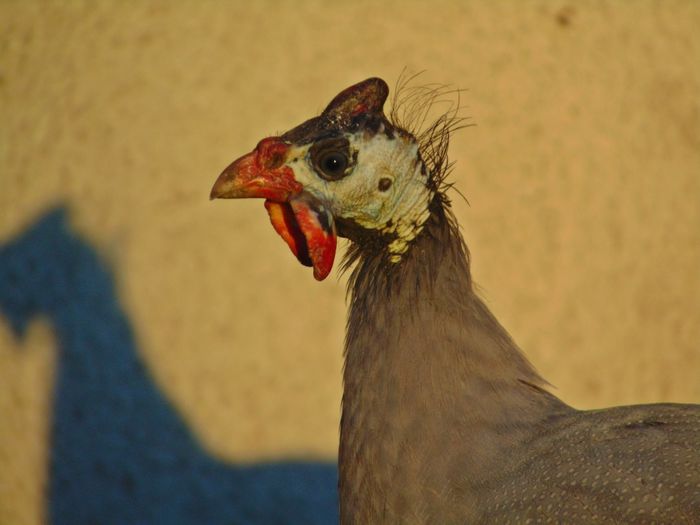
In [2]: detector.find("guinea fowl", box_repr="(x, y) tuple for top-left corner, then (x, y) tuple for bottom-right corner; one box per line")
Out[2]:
(211, 78), (700, 523)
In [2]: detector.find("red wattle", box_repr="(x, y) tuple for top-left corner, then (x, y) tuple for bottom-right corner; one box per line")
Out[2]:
(264, 200), (312, 267)
(289, 198), (337, 281)
(264, 197), (337, 281)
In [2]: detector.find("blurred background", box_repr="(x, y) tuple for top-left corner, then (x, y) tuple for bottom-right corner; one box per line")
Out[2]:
(1, 1), (699, 523)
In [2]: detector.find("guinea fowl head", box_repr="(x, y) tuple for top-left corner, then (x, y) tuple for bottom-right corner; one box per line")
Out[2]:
(210, 78), (454, 281)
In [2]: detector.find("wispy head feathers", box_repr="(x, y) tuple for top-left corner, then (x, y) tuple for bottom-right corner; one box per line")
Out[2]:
(388, 71), (473, 193)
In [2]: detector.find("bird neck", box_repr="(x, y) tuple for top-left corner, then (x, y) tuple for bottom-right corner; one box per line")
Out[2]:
(339, 194), (569, 521)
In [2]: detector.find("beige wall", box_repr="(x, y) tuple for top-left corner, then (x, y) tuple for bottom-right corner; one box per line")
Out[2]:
(1, 1), (699, 522)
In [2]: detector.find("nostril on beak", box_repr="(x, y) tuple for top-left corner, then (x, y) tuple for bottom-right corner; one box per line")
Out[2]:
(266, 152), (284, 170)
(256, 138), (290, 170)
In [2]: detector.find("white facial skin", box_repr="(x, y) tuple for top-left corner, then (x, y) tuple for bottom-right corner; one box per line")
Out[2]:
(286, 130), (434, 260)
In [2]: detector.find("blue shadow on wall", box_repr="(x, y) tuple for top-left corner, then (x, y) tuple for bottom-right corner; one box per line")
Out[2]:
(0, 208), (338, 525)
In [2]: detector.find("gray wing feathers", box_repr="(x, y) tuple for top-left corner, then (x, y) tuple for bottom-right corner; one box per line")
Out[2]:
(482, 404), (700, 524)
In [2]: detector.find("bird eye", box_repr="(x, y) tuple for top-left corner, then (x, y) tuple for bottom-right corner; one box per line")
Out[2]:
(310, 136), (354, 181)
(319, 152), (348, 178)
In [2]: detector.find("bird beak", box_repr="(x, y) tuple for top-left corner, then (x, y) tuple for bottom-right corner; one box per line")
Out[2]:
(211, 137), (337, 281)
(210, 137), (302, 201)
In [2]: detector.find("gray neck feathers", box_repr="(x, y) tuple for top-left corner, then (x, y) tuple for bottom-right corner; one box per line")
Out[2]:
(339, 195), (570, 522)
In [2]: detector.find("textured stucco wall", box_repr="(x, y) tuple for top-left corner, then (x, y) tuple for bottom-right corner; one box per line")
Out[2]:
(1, 1), (699, 523)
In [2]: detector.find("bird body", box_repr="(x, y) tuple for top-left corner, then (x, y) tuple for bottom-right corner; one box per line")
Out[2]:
(212, 78), (700, 523)
(340, 201), (699, 523)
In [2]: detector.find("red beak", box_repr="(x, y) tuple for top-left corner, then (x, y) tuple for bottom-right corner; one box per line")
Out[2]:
(211, 137), (337, 281)
(210, 137), (302, 201)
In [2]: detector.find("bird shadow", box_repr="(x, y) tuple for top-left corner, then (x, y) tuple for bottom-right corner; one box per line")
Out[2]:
(0, 207), (338, 525)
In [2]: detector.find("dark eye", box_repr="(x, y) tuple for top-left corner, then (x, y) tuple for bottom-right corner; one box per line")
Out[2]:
(310, 136), (354, 181)
(319, 151), (348, 178)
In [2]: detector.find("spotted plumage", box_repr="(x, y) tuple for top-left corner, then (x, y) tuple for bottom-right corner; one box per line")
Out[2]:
(211, 77), (700, 523)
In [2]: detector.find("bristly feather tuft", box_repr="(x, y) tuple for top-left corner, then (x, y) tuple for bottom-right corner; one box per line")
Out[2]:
(388, 71), (473, 195)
